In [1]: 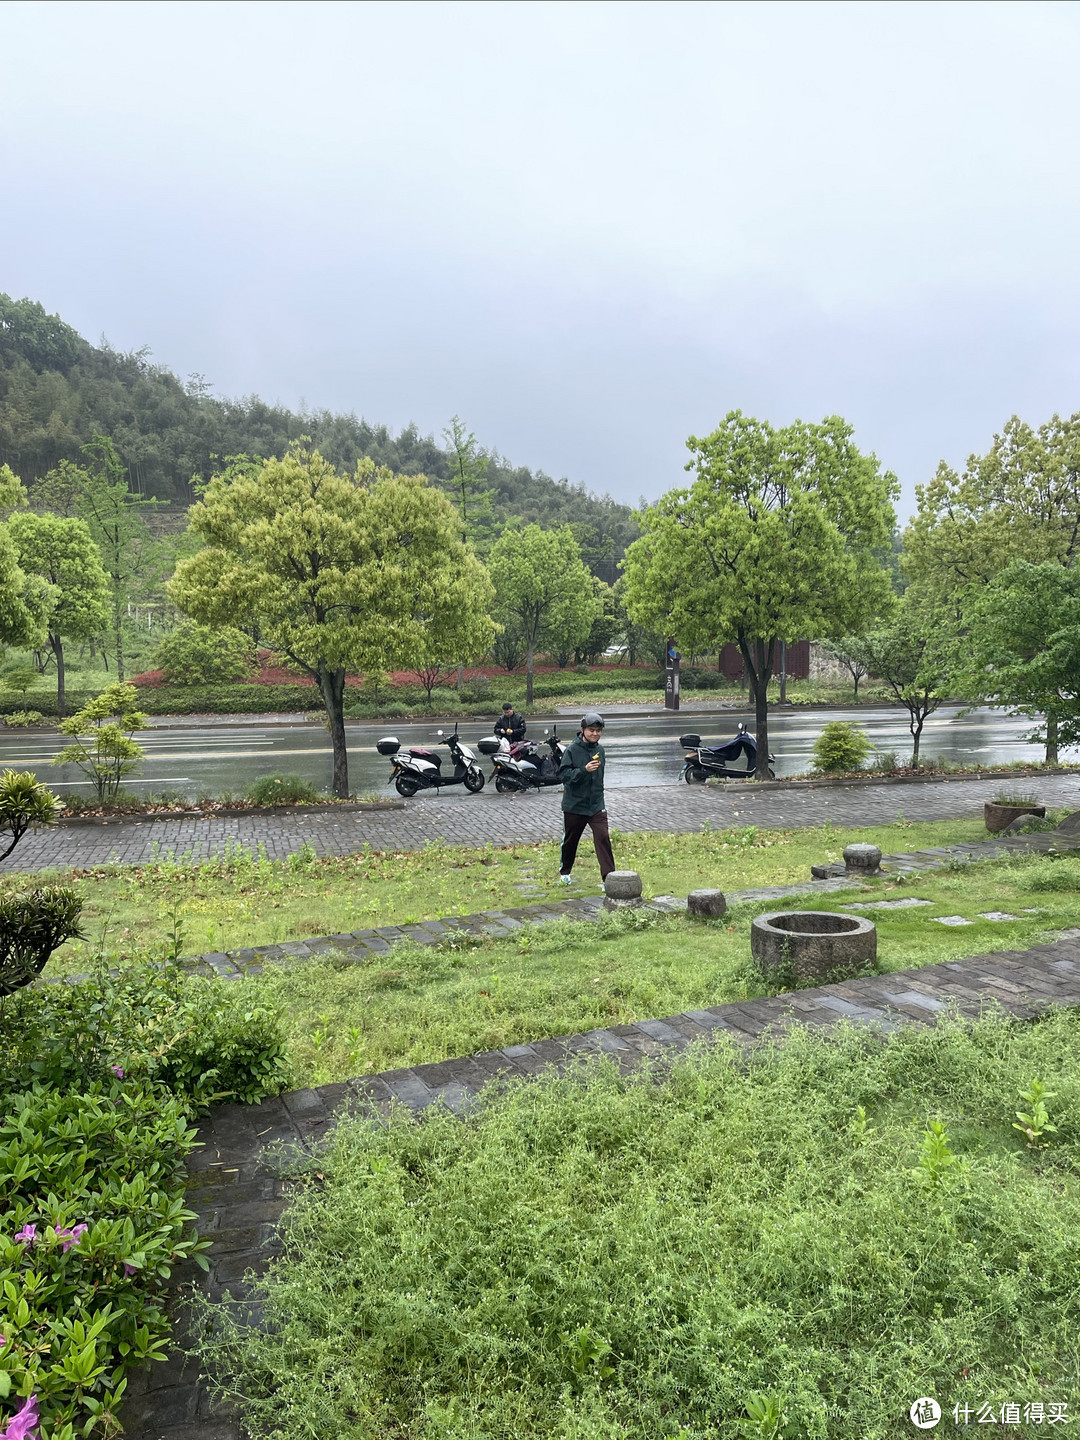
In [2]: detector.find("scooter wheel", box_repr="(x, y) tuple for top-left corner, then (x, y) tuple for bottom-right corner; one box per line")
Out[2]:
(395, 776), (419, 798)
(685, 766), (709, 784)
(463, 767), (485, 793)
(495, 775), (519, 795)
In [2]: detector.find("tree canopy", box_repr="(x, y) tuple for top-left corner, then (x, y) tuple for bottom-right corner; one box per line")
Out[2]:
(623, 411), (897, 776)
(169, 447), (495, 795)
(488, 525), (600, 705)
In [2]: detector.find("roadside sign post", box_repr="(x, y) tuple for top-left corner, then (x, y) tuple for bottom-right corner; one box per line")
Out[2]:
(664, 642), (680, 711)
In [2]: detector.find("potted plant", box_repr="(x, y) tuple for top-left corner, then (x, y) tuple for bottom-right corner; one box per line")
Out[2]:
(984, 789), (1046, 834)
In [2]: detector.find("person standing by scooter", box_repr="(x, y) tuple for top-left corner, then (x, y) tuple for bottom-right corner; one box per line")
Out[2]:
(558, 711), (615, 884)
(494, 702), (526, 743)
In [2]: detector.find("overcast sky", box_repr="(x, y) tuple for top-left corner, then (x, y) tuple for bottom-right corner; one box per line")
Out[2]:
(3, 0), (1080, 518)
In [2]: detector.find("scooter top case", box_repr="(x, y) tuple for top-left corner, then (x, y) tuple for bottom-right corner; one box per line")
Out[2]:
(377, 736), (401, 756)
(477, 736), (503, 756)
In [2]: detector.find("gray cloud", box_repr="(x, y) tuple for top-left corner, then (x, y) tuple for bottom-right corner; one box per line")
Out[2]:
(3, 0), (1079, 517)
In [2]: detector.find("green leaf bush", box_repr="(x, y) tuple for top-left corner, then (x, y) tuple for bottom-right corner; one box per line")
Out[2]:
(0, 1085), (205, 1436)
(0, 887), (83, 997)
(0, 960), (288, 1434)
(2, 709), (45, 727)
(810, 720), (872, 774)
(154, 622), (258, 685)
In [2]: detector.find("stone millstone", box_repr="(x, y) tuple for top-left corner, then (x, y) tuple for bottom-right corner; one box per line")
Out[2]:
(688, 888), (727, 919)
(604, 871), (643, 900)
(843, 843), (883, 875)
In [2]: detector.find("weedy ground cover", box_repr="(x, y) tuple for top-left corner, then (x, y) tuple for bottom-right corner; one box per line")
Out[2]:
(19, 816), (992, 965)
(234, 850), (1079, 1085)
(192, 1010), (1080, 1440)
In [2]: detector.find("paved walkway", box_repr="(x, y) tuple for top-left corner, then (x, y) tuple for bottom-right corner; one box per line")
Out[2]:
(5, 773), (1080, 872)
(122, 924), (1080, 1440)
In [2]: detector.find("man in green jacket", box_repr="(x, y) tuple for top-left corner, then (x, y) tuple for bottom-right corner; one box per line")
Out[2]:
(557, 711), (615, 884)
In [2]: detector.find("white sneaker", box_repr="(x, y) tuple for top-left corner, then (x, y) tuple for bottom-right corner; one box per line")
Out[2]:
(559, 874), (573, 885)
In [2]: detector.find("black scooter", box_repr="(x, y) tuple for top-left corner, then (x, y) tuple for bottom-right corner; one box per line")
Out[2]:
(478, 727), (565, 794)
(377, 726), (486, 798)
(680, 722), (776, 782)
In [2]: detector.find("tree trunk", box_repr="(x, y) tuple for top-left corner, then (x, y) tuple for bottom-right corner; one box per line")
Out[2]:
(779, 640), (787, 704)
(1046, 711), (1059, 766)
(526, 643), (535, 707)
(853, 671), (860, 698)
(319, 665), (349, 797)
(114, 612), (125, 683)
(737, 634), (776, 780)
(910, 711), (924, 767)
(52, 633), (66, 719)
(457, 663), (464, 690)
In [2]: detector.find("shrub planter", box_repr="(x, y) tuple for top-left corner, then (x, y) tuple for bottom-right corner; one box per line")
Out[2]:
(751, 910), (877, 986)
(984, 802), (1045, 835)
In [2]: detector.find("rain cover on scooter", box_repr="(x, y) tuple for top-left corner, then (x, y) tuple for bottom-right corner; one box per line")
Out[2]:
(701, 731), (757, 763)
(409, 747), (442, 766)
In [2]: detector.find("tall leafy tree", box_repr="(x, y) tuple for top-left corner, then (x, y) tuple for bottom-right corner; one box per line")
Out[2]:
(961, 560), (1080, 764)
(904, 414), (1080, 601)
(73, 436), (156, 681)
(623, 412), (896, 777)
(169, 447), (495, 796)
(0, 464), (55, 653)
(488, 525), (600, 706)
(7, 512), (110, 716)
(842, 601), (957, 765)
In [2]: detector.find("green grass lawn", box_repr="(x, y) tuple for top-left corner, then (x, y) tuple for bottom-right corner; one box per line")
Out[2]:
(192, 1008), (1080, 1439)
(231, 850), (1080, 1086)
(24, 816), (992, 967)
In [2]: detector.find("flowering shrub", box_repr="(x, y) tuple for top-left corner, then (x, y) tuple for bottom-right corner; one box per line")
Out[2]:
(0, 1083), (206, 1436)
(0, 957), (288, 1434)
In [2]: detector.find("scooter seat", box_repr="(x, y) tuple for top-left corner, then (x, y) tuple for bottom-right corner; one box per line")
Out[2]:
(409, 747), (441, 766)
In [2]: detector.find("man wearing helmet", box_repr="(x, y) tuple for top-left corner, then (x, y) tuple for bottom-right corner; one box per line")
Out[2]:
(557, 712), (615, 884)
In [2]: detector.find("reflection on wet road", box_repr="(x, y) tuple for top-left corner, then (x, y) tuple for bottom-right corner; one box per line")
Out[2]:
(0, 706), (1056, 799)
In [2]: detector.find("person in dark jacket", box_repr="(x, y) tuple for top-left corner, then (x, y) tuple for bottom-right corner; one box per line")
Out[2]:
(494, 703), (526, 743)
(557, 711), (614, 883)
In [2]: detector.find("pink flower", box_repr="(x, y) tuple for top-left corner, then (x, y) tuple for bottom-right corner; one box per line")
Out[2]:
(123, 1263), (137, 1277)
(110, 1065), (124, 1079)
(12, 1226), (36, 1246)
(0, 1393), (40, 1440)
(50, 1224), (88, 1253)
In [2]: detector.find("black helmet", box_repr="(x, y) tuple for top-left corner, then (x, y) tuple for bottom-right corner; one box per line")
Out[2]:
(580, 711), (605, 730)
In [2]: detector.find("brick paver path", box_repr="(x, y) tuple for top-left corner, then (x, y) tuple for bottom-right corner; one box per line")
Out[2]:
(121, 923), (1080, 1440)
(6, 773), (1080, 872)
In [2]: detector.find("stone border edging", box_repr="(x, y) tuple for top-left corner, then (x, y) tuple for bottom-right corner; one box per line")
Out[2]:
(708, 766), (1079, 797)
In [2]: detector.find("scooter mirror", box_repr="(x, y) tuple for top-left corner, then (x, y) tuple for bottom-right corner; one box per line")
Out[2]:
(437, 729), (444, 736)
(544, 728), (549, 735)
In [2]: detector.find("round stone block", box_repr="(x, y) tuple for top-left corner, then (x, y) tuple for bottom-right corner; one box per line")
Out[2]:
(687, 888), (727, 919)
(843, 843), (882, 873)
(751, 910), (877, 985)
(604, 870), (643, 900)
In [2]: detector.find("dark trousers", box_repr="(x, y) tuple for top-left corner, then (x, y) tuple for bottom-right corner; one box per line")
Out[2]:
(560, 809), (615, 879)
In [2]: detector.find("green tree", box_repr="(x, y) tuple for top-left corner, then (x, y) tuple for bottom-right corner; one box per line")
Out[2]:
(488, 525), (600, 705)
(443, 416), (495, 550)
(574, 578), (619, 664)
(623, 412), (896, 777)
(54, 683), (147, 803)
(0, 464), (55, 652)
(904, 413), (1080, 604)
(73, 435), (157, 682)
(961, 560), (1080, 764)
(169, 447), (495, 796)
(154, 621), (257, 685)
(847, 602), (957, 765)
(8, 512), (110, 717)
(824, 636), (872, 698)
(0, 769), (62, 863)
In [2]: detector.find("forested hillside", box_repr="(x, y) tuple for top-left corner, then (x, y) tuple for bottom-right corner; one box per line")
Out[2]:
(0, 294), (637, 577)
